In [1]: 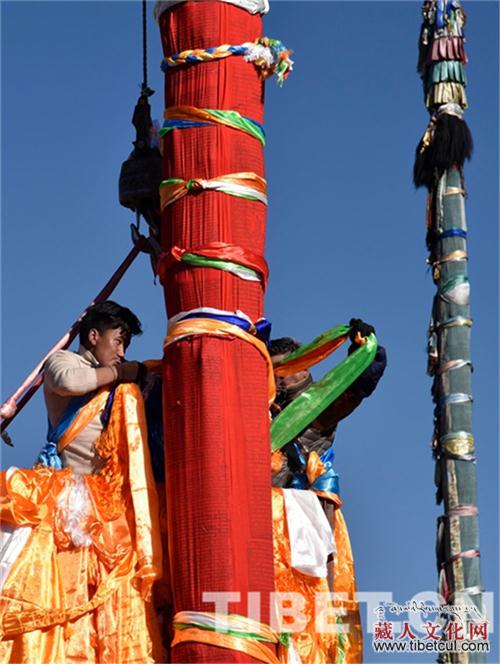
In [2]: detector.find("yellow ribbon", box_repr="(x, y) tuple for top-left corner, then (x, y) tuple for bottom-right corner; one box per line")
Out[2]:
(441, 434), (475, 456)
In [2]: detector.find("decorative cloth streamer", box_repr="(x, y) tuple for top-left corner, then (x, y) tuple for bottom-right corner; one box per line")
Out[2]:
(440, 392), (473, 406)
(153, 0), (270, 20)
(447, 504), (479, 517)
(273, 324), (350, 377)
(158, 242), (269, 288)
(160, 172), (267, 209)
(442, 549), (480, 567)
(427, 60), (467, 87)
(448, 586), (484, 603)
(435, 316), (472, 329)
(428, 37), (468, 64)
(271, 333), (378, 451)
(164, 318), (276, 404)
(162, 106), (266, 146)
(439, 274), (470, 305)
(437, 359), (471, 374)
(282, 488), (335, 577)
(161, 37), (293, 85)
(433, 250), (468, 266)
(171, 612), (285, 664)
(443, 188), (466, 198)
(439, 228), (467, 239)
(440, 431), (475, 456)
(426, 82), (468, 109)
(169, 307), (271, 345)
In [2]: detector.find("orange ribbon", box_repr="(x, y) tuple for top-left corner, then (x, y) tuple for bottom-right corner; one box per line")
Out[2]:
(57, 388), (110, 452)
(273, 335), (348, 377)
(172, 627), (282, 664)
(164, 318), (276, 404)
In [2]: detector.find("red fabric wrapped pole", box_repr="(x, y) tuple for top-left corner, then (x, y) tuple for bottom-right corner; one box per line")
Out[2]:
(158, 4), (275, 661)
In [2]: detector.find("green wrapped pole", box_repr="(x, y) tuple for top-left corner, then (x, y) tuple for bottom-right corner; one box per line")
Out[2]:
(415, 2), (485, 661)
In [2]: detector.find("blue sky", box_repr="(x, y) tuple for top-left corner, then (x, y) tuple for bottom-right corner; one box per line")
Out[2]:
(1, 2), (498, 661)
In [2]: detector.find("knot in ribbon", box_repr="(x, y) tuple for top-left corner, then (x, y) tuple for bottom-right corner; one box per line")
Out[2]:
(186, 178), (203, 191)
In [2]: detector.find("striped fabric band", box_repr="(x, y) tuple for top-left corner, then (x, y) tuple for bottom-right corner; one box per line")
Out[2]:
(161, 107), (266, 146)
(160, 172), (267, 209)
(158, 243), (269, 288)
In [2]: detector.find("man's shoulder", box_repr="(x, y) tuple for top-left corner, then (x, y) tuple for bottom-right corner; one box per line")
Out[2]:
(44, 349), (81, 371)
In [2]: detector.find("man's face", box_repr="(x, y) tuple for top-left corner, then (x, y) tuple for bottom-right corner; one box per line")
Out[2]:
(271, 352), (311, 393)
(87, 327), (129, 367)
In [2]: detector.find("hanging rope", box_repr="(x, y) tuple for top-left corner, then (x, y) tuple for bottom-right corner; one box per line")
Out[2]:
(141, 0), (154, 97)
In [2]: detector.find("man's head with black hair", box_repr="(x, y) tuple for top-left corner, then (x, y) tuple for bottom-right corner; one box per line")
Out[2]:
(79, 301), (142, 367)
(79, 301), (142, 346)
(269, 337), (311, 407)
(269, 337), (300, 358)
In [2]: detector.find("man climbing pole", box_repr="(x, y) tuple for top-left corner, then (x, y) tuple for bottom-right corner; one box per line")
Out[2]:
(0, 301), (163, 663)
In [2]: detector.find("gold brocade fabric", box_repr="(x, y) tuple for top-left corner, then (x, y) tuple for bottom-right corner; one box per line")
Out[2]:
(0, 384), (163, 663)
(333, 509), (363, 664)
(272, 489), (363, 664)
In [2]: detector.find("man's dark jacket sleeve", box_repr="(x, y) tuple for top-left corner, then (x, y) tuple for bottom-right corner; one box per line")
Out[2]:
(314, 345), (387, 433)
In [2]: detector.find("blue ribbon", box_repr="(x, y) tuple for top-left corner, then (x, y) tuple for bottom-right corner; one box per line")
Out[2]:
(161, 119), (211, 132)
(289, 444), (340, 496)
(436, 0), (446, 29)
(37, 392), (94, 468)
(178, 312), (272, 345)
(36, 441), (63, 469)
(440, 228), (467, 240)
(161, 116), (265, 137)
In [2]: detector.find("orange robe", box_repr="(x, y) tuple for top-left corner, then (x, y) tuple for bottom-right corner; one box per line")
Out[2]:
(272, 489), (363, 663)
(0, 383), (163, 663)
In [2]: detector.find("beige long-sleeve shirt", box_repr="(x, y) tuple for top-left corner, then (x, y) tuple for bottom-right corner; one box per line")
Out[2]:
(43, 346), (106, 474)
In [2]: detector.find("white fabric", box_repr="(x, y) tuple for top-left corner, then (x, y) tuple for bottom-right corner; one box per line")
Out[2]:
(197, 178), (268, 205)
(0, 469), (33, 591)
(282, 489), (335, 578)
(55, 474), (92, 547)
(168, 307), (253, 328)
(0, 524), (32, 591)
(154, 0), (269, 21)
(442, 282), (470, 306)
(288, 641), (303, 664)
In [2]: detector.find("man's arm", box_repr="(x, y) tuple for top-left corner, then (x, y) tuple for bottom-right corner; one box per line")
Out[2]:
(44, 351), (144, 396)
(314, 345), (387, 432)
(313, 319), (387, 433)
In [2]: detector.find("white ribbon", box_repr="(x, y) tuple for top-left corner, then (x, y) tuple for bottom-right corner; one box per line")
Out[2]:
(0, 468), (33, 591)
(441, 282), (470, 306)
(282, 489), (335, 578)
(168, 307), (253, 329)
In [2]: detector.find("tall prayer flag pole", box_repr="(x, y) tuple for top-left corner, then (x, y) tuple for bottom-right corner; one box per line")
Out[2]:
(155, 1), (291, 660)
(414, 2), (485, 660)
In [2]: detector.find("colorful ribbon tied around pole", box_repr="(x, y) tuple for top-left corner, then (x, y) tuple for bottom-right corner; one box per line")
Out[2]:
(164, 313), (275, 404)
(271, 325), (378, 451)
(160, 172), (267, 209)
(161, 107), (266, 146)
(172, 611), (292, 664)
(161, 37), (293, 85)
(158, 242), (269, 288)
